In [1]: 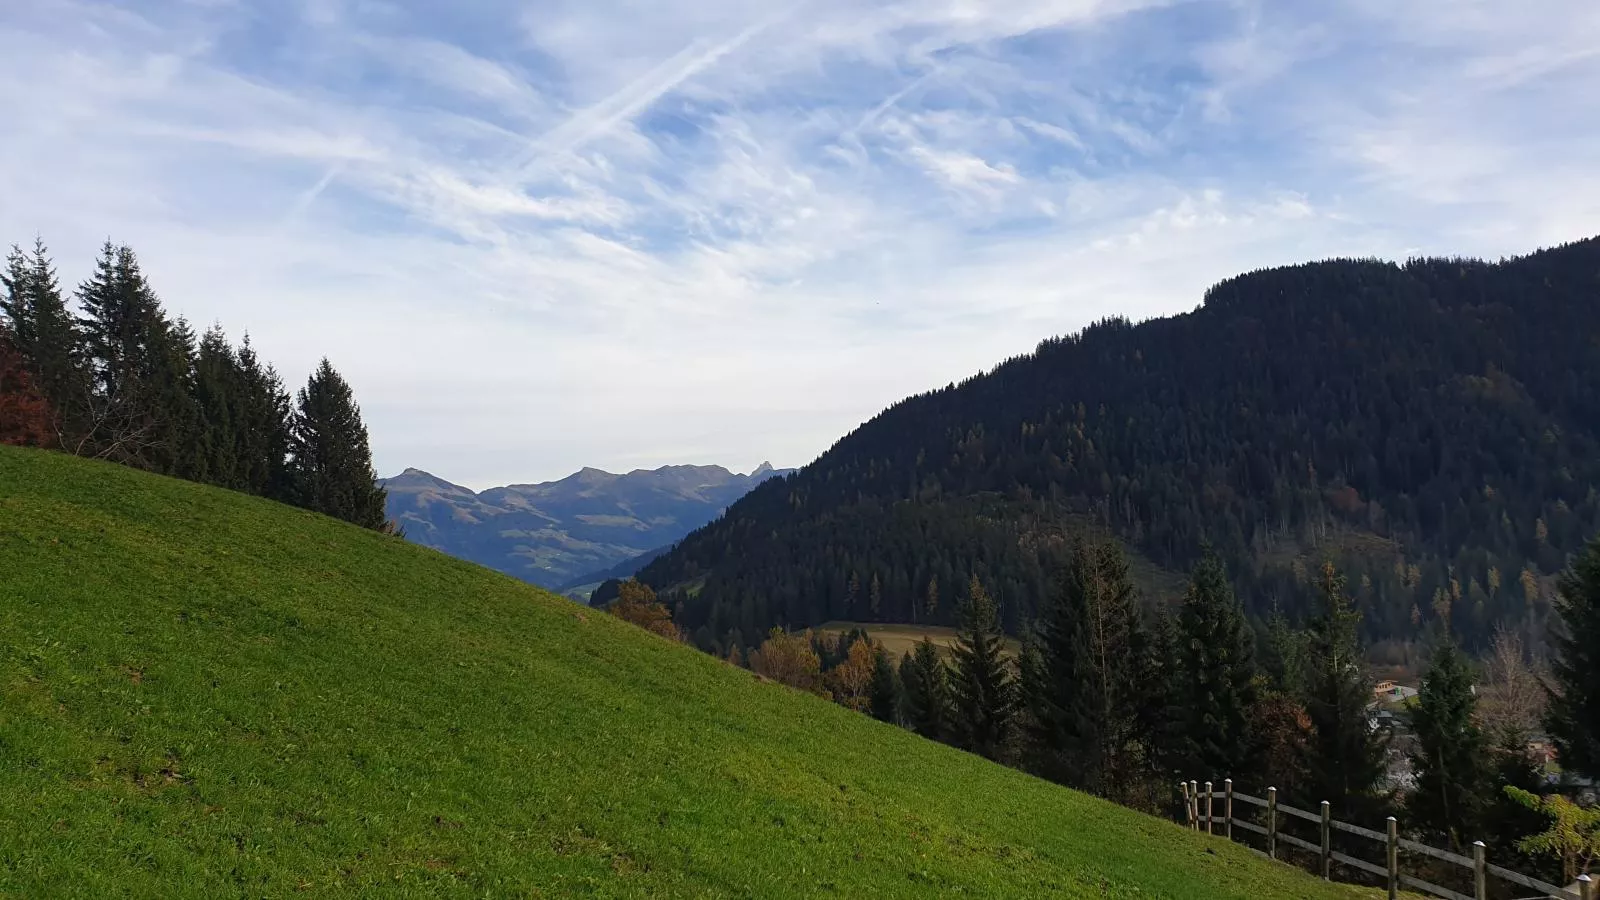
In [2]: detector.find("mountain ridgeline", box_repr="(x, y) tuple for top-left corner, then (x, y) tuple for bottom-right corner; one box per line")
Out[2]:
(640, 238), (1600, 656)
(383, 463), (791, 590)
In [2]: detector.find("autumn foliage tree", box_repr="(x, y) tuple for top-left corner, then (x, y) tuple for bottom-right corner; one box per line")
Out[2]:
(749, 628), (826, 696)
(608, 580), (681, 641)
(826, 636), (877, 712)
(0, 336), (54, 446)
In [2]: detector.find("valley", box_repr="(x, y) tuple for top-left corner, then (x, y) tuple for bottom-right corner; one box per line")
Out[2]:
(382, 462), (791, 590)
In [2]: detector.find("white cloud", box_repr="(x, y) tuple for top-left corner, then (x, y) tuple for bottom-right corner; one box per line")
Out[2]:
(1, 0), (1597, 488)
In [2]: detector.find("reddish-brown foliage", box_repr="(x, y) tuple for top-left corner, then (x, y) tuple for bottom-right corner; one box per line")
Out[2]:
(1252, 688), (1314, 797)
(0, 339), (55, 448)
(608, 580), (682, 641)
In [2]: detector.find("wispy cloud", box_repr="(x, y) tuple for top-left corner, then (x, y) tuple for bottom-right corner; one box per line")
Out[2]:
(1, 0), (1597, 487)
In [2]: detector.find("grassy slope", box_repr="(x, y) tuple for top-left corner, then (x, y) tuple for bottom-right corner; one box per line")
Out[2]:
(0, 447), (1379, 899)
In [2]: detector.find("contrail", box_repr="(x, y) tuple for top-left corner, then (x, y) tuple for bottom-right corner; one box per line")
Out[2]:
(514, 5), (800, 178)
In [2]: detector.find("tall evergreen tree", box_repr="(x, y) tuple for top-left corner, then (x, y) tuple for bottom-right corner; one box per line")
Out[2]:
(191, 323), (242, 488)
(1304, 563), (1388, 818)
(1144, 604), (1188, 782)
(1408, 639), (1492, 849)
(1484, 727), (1553, 878)
(1173, 552), (1259, 781)
(869, 647), (900, 724)
(234, 335), (293, 502)
(150, 315), (200, 477)
(2, 239), (81, 437)
(1024, 540), (1152, 798)
(899, 637), (951, 742)
(949, 575), (1016, 760)
(1546, 534), (1600, 778)
(74, 242), (175, 465)
(289, 359), (388, 530)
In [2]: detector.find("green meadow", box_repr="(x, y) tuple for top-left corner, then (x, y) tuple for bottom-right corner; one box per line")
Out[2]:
(0, 445), (1387, 898)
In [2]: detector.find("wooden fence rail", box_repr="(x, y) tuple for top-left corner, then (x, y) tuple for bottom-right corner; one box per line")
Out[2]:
(1180, 777), (1593, 900)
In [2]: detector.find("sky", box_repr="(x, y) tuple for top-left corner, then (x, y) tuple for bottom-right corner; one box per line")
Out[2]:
(2, 1), (1599, 490)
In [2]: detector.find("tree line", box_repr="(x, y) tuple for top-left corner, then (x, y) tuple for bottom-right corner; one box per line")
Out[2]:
(612, 530), (1600, 885)
(1, 238), (388, 530)
(638, 237), (1600, 660)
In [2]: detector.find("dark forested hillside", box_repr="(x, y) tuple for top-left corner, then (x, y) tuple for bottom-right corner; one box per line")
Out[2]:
(640, 238), (1600, 657)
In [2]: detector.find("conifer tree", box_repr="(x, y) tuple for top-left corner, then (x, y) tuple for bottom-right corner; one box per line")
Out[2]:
(949, 575), (1016, 760)
(869, 647), (899, 724)
(2, 239), (81, 437)
(150, 315), (200, 477)
(1024, 540), (1150, 797)
(192, 323), (242, 488)
(234, 335), (293, 502)
(1484, 728), (1550, 874)
(74, 242), (176, 465)
(289, 359), (388, 529)
(1304, 563), (1388, 818)
(1145, 604), (1188, 781)
(899, 638), (951, 741)
(1173, 552), (1258, 781)
(1408, 639), (1492, 849)
(1547, 535), (1600, 777)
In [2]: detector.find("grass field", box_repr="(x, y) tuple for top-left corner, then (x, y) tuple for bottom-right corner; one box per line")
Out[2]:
(0, 445), (1389, 898)
(817, 621), (1024, 659)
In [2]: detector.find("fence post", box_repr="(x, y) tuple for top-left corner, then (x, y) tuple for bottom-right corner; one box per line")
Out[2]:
(1471, 840), (1486, 900)
(1225, 779), (1234, 840)
(1190, 780), (1199, 830)
(1267, 787), (1277, 860)
(1386, 816), (1398, 900)
(1320, 801), (1331, 880)
(1179, 782), (1190, 827)
(1580, 873), (1594, 900)
(1204, 781), (1213, 834)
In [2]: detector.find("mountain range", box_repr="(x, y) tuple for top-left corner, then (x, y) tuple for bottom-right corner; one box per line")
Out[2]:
(639, 236), (1600, 656)
(382, 462), (792, 591)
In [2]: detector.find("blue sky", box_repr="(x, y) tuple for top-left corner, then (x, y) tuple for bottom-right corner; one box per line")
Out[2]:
(3, 0), (1598, 488)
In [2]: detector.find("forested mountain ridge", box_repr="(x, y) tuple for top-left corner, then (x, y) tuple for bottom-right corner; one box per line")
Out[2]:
(383, 462), (792, 589)
(640, 237), (1600, 657)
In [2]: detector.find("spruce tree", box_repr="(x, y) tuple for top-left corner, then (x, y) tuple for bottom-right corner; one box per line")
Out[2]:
(150, 315), (200, 478)
(1023, 540), (1150, 797)
(289, 359), (388, 529)
(2, 239), (81, 438)
(234, 335), (294, 502)
(869, 647), (899, 724)
(1304, 563), (1388, 818)
(1547, 534), (1600, 777)
(1173, 552), (1258, 782)
(1484, 727), (1551, 876)
(1408, 639), (1492, 849)
(949, 575), (1016, 760)
(1145, 603), (1189, 782)
(192, 323), (242, 488)
(899, 637), (951, 741)
(74, 242), (175, 465)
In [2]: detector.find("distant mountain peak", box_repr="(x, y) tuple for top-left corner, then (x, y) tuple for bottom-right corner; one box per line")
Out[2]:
(384, 458), (795, 590)
(382, 468), (476, 496)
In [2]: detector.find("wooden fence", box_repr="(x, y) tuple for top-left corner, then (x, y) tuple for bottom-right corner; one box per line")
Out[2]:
(1180, 778), (1593, 900)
